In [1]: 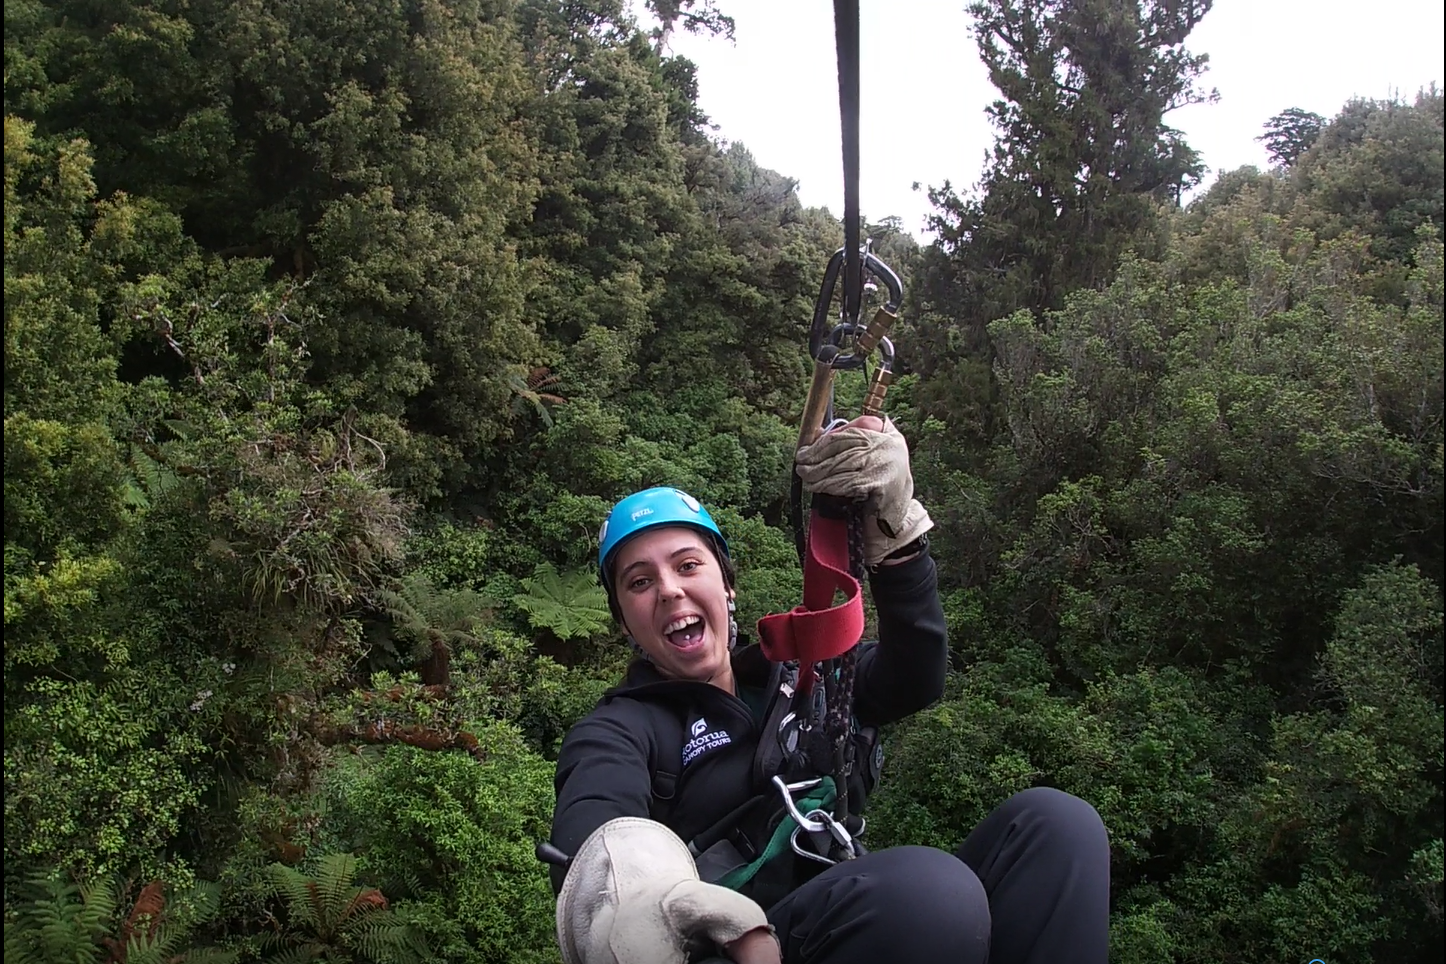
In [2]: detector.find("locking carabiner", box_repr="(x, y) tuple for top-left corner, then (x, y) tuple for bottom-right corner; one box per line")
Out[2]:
(808, 244), (903, 369)
(796, 243), (905, 451)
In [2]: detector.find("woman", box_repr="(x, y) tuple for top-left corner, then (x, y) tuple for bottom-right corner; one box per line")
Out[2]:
(547, 417), (1110, 964)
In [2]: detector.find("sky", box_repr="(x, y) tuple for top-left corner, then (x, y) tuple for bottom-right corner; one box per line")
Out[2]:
(652, 0), (1445, 238)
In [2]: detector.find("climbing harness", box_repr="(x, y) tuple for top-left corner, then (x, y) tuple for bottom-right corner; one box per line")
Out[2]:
(753, 0), (905, 867)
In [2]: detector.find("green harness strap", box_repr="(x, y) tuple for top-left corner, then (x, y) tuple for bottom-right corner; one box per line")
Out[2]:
(716, 777), (838, 892)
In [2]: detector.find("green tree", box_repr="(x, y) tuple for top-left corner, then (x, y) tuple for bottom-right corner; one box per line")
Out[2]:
(8, 0), (548, 500)
(1259, 106), (1326, 166)
(922, 0), (1215, 334)
(909, 0), (1218, 473)
(318, 724), (559, 964)
(4, 120), (212, 887)
(1293, 88), (1445, 269)
(647, 0), (736, 53)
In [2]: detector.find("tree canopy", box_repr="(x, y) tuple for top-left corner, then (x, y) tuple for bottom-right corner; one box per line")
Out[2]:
(4, 2), (1441, 962)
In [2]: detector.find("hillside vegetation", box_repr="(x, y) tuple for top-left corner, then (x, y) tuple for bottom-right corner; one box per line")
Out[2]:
(4, 1), (1441, 961)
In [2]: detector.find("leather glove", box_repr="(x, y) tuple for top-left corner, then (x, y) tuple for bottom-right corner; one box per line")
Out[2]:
(794, 417), (934, 567)
(555, 817), (775, 964)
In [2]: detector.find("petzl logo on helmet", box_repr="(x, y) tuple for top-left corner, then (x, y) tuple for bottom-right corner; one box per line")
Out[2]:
(630, 507), (654, 522)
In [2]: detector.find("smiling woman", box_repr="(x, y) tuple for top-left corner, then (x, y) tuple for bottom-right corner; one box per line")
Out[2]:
(612, 522), (739, 690)
(545, 447), (1111, 964)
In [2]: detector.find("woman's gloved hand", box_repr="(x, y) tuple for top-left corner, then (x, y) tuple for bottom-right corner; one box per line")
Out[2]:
(794, 416), (933, 567)
(555, 817), (776, 964)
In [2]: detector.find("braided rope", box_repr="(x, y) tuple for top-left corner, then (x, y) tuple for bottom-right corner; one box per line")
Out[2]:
(822, 503), (867, 845)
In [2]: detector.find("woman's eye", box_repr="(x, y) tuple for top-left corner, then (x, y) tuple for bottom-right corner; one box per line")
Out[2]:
(679, 560), (700, 572)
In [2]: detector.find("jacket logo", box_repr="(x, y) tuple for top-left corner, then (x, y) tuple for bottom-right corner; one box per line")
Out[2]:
(682, 717), (731, 767)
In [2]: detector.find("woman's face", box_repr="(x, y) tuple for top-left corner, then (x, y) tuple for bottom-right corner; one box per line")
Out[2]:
(612, 526), (734, 686)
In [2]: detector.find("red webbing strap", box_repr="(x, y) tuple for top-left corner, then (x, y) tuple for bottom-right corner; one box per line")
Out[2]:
(756, 509), (864, 694)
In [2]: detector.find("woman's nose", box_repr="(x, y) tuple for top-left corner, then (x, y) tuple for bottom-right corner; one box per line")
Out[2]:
(654, 571), (684, 598)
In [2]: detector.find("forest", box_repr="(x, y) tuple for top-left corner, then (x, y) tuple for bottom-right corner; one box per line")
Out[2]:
(3, 1), (1442, 961)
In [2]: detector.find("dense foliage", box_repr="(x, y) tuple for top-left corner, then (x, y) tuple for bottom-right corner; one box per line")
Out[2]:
(5, 1), (1441, 961)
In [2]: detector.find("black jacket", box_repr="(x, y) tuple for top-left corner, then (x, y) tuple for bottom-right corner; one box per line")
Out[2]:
(548, 550), (948, 898)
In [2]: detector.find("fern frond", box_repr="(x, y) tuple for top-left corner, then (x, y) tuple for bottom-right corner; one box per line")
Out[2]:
(263, 863), (323, 931)
(171, 879), (225, 927)
(314, 852), (360, 933)
(2, 930), (40, 964)
(76, 873), (121, 942)
(526, 366), (562, 392)
(512, 563), (612, 640)
(180, 949), (242, 964)
(263, 942), (325, 964)
(348, 920), (428, 964)
(119, 929), (186, 964)
(162, 418), (199, 439)
(7, 874), (105, 964)
(376, 584), (427, 637)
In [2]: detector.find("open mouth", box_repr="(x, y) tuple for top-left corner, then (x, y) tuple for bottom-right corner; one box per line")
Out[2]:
(663, 614), (706, 650)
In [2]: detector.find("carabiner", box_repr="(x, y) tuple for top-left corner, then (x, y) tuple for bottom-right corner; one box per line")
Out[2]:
(796, 243), (904, 451)
(790, 824), (836, 865)
(771, 775), (829, 834)
(808, 245), (903, 370)
(786, 808), (866, 866)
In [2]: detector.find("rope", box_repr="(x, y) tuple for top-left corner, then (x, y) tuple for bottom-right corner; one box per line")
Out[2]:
(830, 506), (867, 826)
(826, 0), (867, 819)
(834, 0), (861, 326)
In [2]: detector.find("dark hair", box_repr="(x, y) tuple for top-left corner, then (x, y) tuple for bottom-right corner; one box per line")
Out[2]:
(606, 531), (735, 626)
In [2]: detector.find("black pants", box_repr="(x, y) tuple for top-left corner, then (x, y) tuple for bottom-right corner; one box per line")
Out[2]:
(763, 787), (1110, 964)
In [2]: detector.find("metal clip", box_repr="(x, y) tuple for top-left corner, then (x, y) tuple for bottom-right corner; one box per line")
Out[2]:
(770, 775), (866, 867)
(771, 775), (827, 834)
(785, 808), (866, 866)
(776, 711), (801, 758)
(790, 825), (836, 865)
(797, 245), (905, 451)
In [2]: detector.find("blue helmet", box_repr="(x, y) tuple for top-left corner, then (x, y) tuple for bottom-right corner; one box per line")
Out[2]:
(597, 487), (729, 593)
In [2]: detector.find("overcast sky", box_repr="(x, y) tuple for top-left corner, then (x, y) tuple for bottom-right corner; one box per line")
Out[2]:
(654, 0), (1445, 238)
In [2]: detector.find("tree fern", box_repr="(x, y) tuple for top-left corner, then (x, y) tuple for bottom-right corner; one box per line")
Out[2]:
(3, 872), (236, 964)
(511, 563), (612, 640)
(3, 872), (109, 964)
(375, 572), (495, 683)
(507, 366), (567, 428)
(122, 441), (183, 510)
(259, 853), (428, 963)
